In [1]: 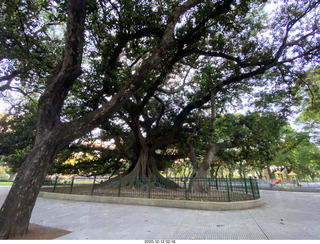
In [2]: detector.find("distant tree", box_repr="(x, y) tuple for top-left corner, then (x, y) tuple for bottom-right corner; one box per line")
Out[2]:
(237, 112), (286, 179)
(295, 67), (320, 144)
(0, 104), (36, 179)
(272, 126), (320, 179)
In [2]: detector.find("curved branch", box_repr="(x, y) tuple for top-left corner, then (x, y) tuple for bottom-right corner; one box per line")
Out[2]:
(157, 68), (191, 95)
(0, 70), (22, 83)
(0, 70), (22, 92)
(154, 95), (166, 128)
(186, 127), (198, 171)
(152, 92), (212, 149)
(103, 121), (137, 161)
(36, 0), (86, 134)
(65, 0), (207, 143)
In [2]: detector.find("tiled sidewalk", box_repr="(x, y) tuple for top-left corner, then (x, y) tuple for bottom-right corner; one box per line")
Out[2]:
(1, 187), (320, 240)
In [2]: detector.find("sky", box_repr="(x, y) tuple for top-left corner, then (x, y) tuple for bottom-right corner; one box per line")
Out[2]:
(0, 100), (9, 112)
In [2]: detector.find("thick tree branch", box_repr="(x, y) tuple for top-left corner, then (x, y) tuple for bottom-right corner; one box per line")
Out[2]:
(153, 92), (212, 149)
(0, 70), (21, 83)
(0, 70), (23, 92)
(65, 0), (206, 142)
(103, 121), (137, 162)
(186, 127), (198, 171)
(36, 0), (86, 135)
(152, 48), (287, 150)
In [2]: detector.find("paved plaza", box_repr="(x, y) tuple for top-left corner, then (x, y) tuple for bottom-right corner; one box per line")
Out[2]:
(1, 186), (319, 240)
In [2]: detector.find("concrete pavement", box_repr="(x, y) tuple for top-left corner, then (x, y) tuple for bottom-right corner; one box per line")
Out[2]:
(1, 186), (320, 240)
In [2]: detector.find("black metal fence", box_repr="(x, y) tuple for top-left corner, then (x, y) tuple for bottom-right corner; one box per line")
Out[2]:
(42, 176), (260, 202)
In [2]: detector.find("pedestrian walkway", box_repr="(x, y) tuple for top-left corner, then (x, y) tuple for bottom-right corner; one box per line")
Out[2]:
(1, 186), (320, 240)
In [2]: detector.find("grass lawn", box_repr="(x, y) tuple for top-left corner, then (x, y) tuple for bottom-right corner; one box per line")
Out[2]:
(0, 181), (13, 186)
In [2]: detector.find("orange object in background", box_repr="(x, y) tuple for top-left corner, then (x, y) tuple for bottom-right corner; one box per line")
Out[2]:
(273, 179), (281, 185)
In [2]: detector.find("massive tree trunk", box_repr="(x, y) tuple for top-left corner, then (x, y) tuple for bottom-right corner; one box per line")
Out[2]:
(188, 89), (221, 193)
(0, 128), (67, 238)
(188, 143), (223, 193)
(104, 114), (179, 189)
(0, 0), (215, 239)
(0, 0), (86, 239)
(124, 147), (177, 188)
(126, 147), (161, 179)
(101, 145), (178, 190)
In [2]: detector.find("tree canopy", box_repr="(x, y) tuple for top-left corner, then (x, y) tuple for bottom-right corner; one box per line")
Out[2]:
(295, 67), (320, 143)
(1, 0), (320, 239)
(1, 0), (319, 180)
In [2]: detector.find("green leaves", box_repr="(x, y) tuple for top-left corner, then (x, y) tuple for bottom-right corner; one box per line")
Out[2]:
(0, 105), (37, 173)
(1, 0), (320, 178)
(272, 126), (320, 178)
(0, 0), (65, 99)
(294, 67), (320, 143)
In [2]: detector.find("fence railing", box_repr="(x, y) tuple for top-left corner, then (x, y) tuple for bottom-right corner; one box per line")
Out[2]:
(42, 176), (260, 202)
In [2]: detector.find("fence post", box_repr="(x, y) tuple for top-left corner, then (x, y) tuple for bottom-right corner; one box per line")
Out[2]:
(52, 176), (58, 192)
(215, 177), (218, 191)
(148, 176), (151, 199)
(244, 177), (248, 194)
(70, 177), (74, 194)
(184, 178), (188, 200)
(255, 179), (260, 198)
(225, 176), (231, 202)
(249, 177), (256, 200)
(91, 175), (96, 195)
(118, 175), (122, 197)
(229, 175), (233, 192)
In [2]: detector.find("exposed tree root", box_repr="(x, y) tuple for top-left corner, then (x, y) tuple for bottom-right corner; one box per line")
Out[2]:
(99, 147), (180, 191)
(188, 180), (210, 194)
(98, 174), (180, 192)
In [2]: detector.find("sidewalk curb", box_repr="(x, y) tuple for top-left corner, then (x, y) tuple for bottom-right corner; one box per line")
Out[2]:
(38, 192), (265, 211)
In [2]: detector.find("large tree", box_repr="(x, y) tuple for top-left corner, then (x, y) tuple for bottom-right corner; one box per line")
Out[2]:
(1, 0), (320, 239)
(54, 0), (260, 187)
(0, 0), (210, 239)
(102, 0), (320, 190)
